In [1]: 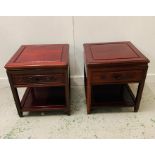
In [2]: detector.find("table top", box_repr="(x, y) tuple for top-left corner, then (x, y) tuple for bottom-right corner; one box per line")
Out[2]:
(84, 41), (149, 66)
(5, 44), (69, 69)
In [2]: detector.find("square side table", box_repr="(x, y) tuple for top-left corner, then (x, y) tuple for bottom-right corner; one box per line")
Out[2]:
(84, 41), (150, 114)
(5, 44), (70, 117)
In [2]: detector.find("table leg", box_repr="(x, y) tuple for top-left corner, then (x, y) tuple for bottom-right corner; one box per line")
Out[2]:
(86, 79), (91, 114)
(84, 67), (87, 100)
(65, 69), (70, 115)
(134, 81), (145, 112)
(7, 72), (23, 117)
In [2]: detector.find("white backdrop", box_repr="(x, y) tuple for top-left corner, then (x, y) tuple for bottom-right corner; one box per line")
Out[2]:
(0, 16), (155, 84)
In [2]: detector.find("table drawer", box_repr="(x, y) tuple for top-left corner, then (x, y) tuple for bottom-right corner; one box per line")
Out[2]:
(12, 74), (65, 86)
(92, 70), (144, 83)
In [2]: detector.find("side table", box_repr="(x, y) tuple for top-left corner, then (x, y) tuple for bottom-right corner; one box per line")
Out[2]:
(84, 41), (150, 114)
(5, 44), (70, 117)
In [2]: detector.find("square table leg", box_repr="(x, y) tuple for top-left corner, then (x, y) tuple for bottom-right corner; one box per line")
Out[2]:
(65, 71), (70, 115)
(85, 71), (91, 114)
(7, 72), (23, 117)
(134, 81), (145, 112)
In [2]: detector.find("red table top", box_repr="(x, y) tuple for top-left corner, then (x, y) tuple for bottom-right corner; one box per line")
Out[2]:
(5, 44), (69, 69)
(84, 41), (149, 66)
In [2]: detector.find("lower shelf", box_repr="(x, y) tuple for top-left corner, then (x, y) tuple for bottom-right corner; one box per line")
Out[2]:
(91, 84), (135, 108)
(21, 87), (66, 112)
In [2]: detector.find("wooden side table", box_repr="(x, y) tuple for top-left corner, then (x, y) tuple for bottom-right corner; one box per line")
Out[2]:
(5, 44), (70, 117)
(84, 41), (150, 114)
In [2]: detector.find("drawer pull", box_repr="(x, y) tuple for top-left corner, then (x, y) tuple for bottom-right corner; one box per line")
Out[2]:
(23, 77), (40, 83)
(44, 76), (57, 81)
(112, 74), (122, 80)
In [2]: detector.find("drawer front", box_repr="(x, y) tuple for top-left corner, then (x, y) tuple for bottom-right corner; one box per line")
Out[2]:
(92, 70), (144, 84)
(12, 74), (65, 86)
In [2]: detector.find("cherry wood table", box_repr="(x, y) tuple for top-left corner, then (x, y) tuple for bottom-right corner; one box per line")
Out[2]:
(5, 44), (70, 117)
(84, 41), (150, 114)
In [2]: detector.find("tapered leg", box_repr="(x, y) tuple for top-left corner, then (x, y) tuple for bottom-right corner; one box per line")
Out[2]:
(134, 81), (145, 112)
(7, 72), (23, 117)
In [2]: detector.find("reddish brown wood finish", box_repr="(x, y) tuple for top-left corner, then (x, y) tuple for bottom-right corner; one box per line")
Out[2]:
(5, 44), (70, 117)
(84, 41), (149, 66)
(84, 41), (149, 114)
(5, 44), (69, 69)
